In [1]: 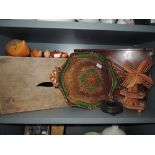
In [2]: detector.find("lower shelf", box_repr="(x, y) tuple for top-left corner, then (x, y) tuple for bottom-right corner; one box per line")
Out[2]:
(0, 106), (155, 124)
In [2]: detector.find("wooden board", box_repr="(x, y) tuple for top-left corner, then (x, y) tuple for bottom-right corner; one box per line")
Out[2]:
(0, 56), (68, 114)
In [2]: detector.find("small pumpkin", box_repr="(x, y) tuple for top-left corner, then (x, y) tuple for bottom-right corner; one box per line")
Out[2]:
(30, 49), (42, 57)
(6, 39), (30, 57)
(43, 49), (51, 58)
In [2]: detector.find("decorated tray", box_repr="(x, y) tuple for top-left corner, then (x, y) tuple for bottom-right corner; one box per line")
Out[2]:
(51, 52), (119, 109)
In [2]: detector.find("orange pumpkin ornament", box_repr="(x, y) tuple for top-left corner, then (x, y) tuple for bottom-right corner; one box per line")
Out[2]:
(6, 39), (30, 57)
(30, 49), (42, 57)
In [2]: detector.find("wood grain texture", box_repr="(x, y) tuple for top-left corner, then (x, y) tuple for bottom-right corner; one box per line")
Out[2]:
(0, 56), (68, 114)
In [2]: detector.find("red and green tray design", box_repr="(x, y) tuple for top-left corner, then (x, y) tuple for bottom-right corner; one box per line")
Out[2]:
(57, 52), (119, 109)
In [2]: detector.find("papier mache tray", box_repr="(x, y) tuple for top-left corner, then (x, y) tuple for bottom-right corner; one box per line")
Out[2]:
(50, 52), (119, 109)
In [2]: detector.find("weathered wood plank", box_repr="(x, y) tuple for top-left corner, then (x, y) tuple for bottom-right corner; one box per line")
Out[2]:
(0, 56), (68, 114)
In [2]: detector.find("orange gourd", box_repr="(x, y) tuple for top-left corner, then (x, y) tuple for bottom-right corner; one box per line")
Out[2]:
(30, 49), (42, 57)
(6, 39), (30, 57)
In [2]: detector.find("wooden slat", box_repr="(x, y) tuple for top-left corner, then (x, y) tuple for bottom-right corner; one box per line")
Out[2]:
(0, 56), (68, 114)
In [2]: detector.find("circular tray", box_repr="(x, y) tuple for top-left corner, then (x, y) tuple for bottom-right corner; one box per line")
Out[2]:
(58, 52), (119, 109)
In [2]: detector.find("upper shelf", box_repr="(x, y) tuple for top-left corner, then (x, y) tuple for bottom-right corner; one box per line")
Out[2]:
(0, 20), (155, 46)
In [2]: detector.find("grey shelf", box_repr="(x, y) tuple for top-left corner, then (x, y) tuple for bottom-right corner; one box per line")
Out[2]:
(0, 19), (155, 124)
(0, 107), (155, 124)
(0, 20), (155, 46)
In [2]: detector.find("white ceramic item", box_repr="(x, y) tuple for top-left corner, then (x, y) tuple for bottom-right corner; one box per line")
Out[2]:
(101, 125), (126, 135)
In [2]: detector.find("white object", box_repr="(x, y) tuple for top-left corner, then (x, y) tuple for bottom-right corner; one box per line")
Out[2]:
(151, 19), (155, 24)
(96, 63), (102, 69)
(117, 19), (134, 25)
(42, 131), (47, 135)
(77, 19), (100, 23)
(100, 19), (116, 24)
(101, 125), (126, 135)
(54, 53), (61, 58)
